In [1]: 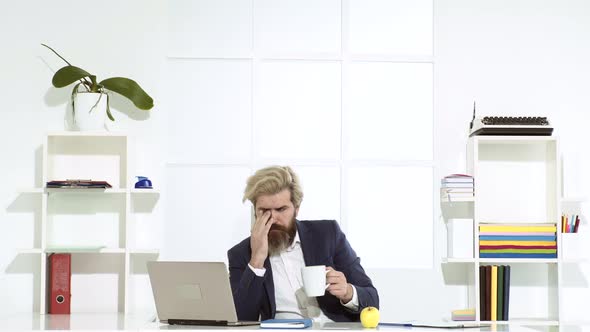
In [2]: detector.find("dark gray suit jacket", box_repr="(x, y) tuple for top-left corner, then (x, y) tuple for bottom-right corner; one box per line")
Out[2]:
(227, 220), (379, 322)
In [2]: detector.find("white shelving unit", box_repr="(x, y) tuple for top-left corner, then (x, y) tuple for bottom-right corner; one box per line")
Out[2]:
(21, 131), (159, 313)
(443, 135), (583, 326)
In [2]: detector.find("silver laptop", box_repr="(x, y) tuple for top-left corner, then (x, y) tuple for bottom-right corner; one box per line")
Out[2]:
(147, 261), (260, 326)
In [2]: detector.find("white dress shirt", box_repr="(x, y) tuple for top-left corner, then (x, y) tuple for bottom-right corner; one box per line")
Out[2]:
(248, 231), (359, 322)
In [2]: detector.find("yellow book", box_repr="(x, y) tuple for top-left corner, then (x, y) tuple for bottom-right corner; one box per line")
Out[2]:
(479, 225), (556, 232)
(479, 240), (557, 247)
(479, 240), (556, 246)
(452, 309), (476, 315)
(491, 265), (497, 321)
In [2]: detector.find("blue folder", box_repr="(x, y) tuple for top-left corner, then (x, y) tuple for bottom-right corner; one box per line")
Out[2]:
(479, 235), (556, 241)
(260, 318), (312, 329)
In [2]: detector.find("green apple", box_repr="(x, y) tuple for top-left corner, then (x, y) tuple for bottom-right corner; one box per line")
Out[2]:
(360, 306), (380, 328)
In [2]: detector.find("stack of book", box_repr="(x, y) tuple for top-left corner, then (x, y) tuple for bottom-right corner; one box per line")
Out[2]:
(479, 223), (557, 258)
(441, 174), (474, 201)
(451, 309), (475, 321)
(479, 265), (510, 321)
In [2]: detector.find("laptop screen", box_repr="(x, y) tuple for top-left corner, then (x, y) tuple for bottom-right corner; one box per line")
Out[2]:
(147, 261), (240, 323)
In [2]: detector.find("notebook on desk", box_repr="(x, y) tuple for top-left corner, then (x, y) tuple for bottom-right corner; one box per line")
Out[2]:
(147, 261), (260, 327)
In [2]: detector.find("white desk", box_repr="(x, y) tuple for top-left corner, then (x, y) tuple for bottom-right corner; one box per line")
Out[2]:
(0, 314), (586, 332)
(0, 313), (152, 330)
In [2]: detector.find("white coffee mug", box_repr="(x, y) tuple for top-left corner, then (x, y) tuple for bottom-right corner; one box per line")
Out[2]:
(301, 265), (329, 297)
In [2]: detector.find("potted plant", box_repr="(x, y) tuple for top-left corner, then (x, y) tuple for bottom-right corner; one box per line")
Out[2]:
(42, 43), (154, 130)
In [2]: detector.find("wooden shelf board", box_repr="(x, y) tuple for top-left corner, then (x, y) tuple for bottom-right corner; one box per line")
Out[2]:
(473, 136), (557, 143)
(441, 196), (475, 203)
(561, 197), (587, 203)
(130, 249), (160, 255)
(443, 257), (476, 263)
(46, 131), (128, 138)
(44, 247), (125, 254)
(45, 188), (127, 194)
(130, 189), (160, 194)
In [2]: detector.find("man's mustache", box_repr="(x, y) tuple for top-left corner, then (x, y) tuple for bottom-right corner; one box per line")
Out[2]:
(269, 224), (289, 233)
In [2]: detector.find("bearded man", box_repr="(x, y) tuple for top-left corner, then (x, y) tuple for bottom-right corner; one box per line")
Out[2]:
(227, 166), (379, 322)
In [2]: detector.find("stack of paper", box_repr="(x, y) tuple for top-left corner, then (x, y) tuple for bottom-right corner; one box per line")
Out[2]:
(441, 174), (474, 201)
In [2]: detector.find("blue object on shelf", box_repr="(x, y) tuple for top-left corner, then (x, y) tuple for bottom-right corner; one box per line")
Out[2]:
(135, 176), (153, 189)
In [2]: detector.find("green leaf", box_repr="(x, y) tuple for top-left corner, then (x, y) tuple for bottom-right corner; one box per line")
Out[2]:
(100, 77), (154, 110)
(53, 66), (93, 88)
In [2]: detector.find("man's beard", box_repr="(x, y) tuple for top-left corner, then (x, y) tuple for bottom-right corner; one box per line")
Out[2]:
(268, 217), (297, 256)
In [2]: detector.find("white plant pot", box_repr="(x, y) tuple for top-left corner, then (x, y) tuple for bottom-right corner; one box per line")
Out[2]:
(73, 92), (107, 131)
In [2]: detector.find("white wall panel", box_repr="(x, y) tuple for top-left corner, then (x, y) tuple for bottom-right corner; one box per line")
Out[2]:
(254, 0), (341, 56)
(168, 0), (252, 57)
(1, 256), (38, 313)
(164, 167), (252, 263)
(346, 62), (433, 161)
(255, 61), (341, 160)
(349, 0), (433, 56)
(167, 59), (252, 163)
(290, 166), (341, 222)
(345, 166), (433, 268)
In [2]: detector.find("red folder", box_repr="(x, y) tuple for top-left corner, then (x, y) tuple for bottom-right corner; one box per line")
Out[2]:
(48, 253), (71, 314)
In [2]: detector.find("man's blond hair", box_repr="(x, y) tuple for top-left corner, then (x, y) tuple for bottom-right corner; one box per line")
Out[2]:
(243, 166), (303, 208)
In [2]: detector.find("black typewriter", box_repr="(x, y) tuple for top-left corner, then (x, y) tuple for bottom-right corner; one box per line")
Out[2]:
(469, 104), (553, 137)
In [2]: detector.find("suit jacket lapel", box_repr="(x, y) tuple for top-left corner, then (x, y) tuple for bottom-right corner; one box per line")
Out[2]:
(297, 220), (315, 266)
